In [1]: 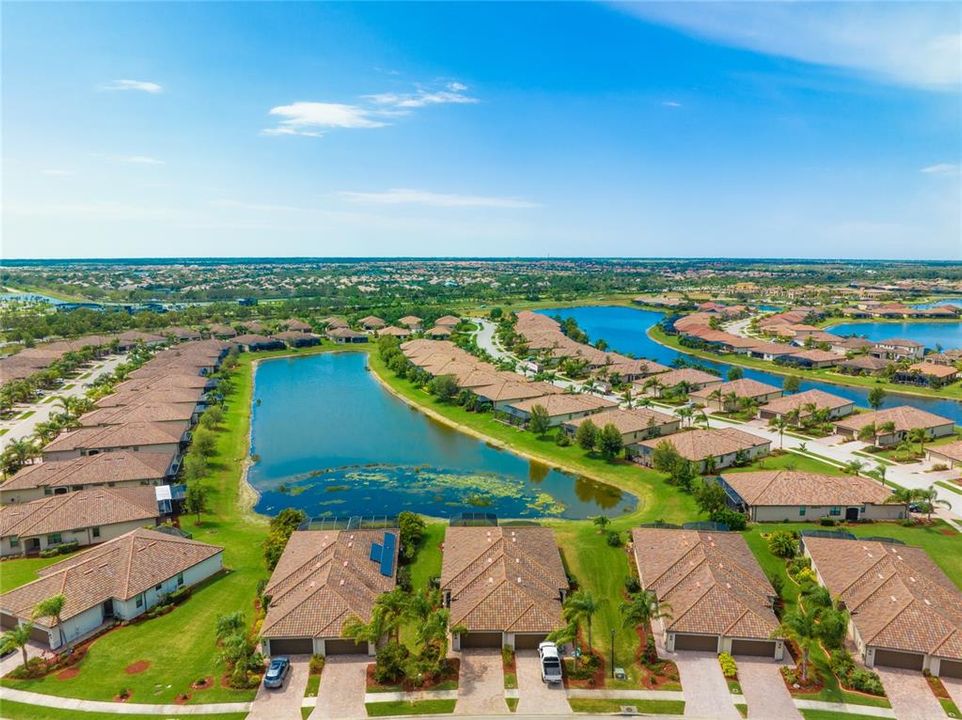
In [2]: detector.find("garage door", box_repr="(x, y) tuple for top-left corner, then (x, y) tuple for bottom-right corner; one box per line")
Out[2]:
(268, 638), (313, 656)
(1, 613), (49, 644)
(324, 638), (368, 655)
(673, 634), (718, 652)
(460, 632), (503, 649)
(731, 639), (777, 657)
(874, 649), (924, 671)
(514, 634), (548, 650)
(940, 660), (962, 679)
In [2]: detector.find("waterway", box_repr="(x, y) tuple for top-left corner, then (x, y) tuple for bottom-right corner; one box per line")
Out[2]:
(826, 321), (962, 350)
(248, 351), (635, 520)
(536, 306), (962, 424)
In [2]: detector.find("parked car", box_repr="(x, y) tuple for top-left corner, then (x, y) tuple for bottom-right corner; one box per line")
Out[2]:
(263, 656), (291, 689)
(538, 641), (563, 684)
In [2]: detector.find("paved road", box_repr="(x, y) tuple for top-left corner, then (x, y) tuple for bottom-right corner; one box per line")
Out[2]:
(0, 353), (128, 451)
(474, 319), (513, 363)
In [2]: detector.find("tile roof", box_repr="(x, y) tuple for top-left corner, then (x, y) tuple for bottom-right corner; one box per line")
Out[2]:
(261, 530), (397, 639)
(631, 529), (779, 641)
(835, 406), (954, 434)
(720, 470), (893, 507)
(0, 528), (222, 625)
(434, 315), (461, 327)
(0, 451), (174, 493)
(475, 381), (563, 404)
(95, 388), (203, 408)
(761, 389), (854, 416)
(43, 422), (184, 454)
(906, 362), (958, 379)
(690, 378), (782, 400)
(440, 527), (568, 633)
(928, 440), (962, 462)
(635, 428), (770, 461)
(640, 368), (722, 388)
(508, 392), (616, 416)
(564, 407), (677, 434)
(605, 358), (672, 377)
(804, 537), (962, 660)
(79, 402), (195, 427)
(0, 486), (158, 539)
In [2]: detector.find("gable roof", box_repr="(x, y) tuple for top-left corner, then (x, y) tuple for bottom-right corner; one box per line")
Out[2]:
(804, 537), (962, 660)
(835, 406), (954, 434)
(720, 470), (893, 507)
(0, 451), (174, 493)
(635, 428), (770, 462)
(0, 528), (222, 625)
(761, 389), (854, 416)
(441, 527), (568, 633)
(43, 422), (184, 454)
(631, 528), (779, 641)
(564, 407), (677, 434)
(261, 530), (397, 639)
(0, 487), (159, 539)
(508, 392), (616, 417)
(691, 378), (781, 400)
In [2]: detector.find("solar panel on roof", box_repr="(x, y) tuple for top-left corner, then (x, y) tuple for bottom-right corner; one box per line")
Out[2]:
(370, 542), (383, 563)
(379, 532), (396, 577)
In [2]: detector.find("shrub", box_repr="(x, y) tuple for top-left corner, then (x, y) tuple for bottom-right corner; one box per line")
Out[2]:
(718, 652), (738, 679)
(398, 511), (426, 563)
(711, 507), (747, 531)
(624, 577), (641, 594)
(309, 654), (325, 675)
(848, 668), (885, 695)
(643, 633), (658, 666)
(829, 649), (855, 679)
(169, 586), (191, 604)
(767, 531), (798, 558)
(606, 530), (622, 547)
(373, 641), (409, 684)
(502, 647), (515, 666)
(787, 556), (812, 579)
(820, 517), (837, 527)
(794, 567), (818, 586)
(555, 432), (571, 447)
(396, 566), (412, 592)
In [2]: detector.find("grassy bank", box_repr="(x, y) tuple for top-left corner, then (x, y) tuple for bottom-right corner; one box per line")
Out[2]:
(0, 701), (248, 720)
(648, 325), (962, 401)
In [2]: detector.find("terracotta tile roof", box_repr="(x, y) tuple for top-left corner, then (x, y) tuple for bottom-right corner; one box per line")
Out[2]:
(835, 406), (954, 434)
(565, 407), (677, 434)
(635, 428), (770, 462)
(631, 529), (779, 640)
(284, 320), (312, 332)
(209, 324), (238, 337)
(720, 470), (893, 507)
(875, 339), (924, 348)
(378, 326), (412, 337)
(0, 487), (158, 539)
(95, 388), (203, 408)
(440, 527), (568, 633)
(0, 451), (174, 493)
(43, 422), (184, 454)
(427, 326), (453, 337)
(359, 315), (386, 327)
(475, 381), (562, 404)
(434, 315), (461, 327)
(804, 537), (962, 660)
(638, 368), (721, 388)
(788, 349), (842, 363)
(0, 528), (222, 625)
(261, 530), (397, 639)
(508, 392), (616, 417)
(80, 403), (195, 427)
(327, 327), (367, 340)
(605, 358), (672, 377)
(233, 333), (276, 345)
(398, 316), (423, 327)
(838, 356), (890, 372)
(691, 379), (781, 401)
(114, 374), (210, 392)
(906, 362), (958, 379)
(928, 441), (962, 462)
(761, 389), (853, 416)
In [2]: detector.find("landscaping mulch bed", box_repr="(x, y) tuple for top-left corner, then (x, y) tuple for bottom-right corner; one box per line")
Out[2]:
(124, 660), (151, 675)
(174, 693), (191, 704)
(191, 676), (214, 690)
(562, 652), (606, 689)
(927, 675), (951, 699)
(365, 658), (461, 692)
(780, 665), (824, 696)
(633, 626), (681, 690)
(55, 667), (80, 680)
(113, 692), (132, 703)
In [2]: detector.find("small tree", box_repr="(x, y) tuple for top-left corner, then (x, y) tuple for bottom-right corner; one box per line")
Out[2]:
(184, 483), (210, 523)
(598, 423), (624, 460)
(428, 374), (458, 403)
(192, 428), (217, 458)
(33, 595), (66, 650)
(1, 621), (35, 670)
(727, 366), (744, 381)
(775, 605), (819, 684)
(575, 420), (598, 451)
(592, 515), (610, 532)
(651, 441), (683, 475)
(216, 611), (245, 643)
(527, 404), (550, 437)
(783, 375), (801, 394)
(867, 387), (886, 411)
(621, 590), (672, 630)
(693, 480), (727, 516)
(398, 511), (426, 563)
(200, 405), (224, 429)
(563, 590), (599, 653)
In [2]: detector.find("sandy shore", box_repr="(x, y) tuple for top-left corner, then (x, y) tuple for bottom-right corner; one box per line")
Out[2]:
(237, 357), (262, 516)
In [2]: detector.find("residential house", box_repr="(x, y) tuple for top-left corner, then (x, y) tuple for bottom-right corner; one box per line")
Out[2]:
(0, 528), (223, 649)
(260, 529), (398, 656)
(441, 527), (568, 650)
(782, 349), (841, 369)
(359, 315), (386, 331)
(327, 328), (368, 344)
(636, 368), (723, 397)
(631, 528), (783, 658)
(563, 407), (680, 446)
(275, 331), (322, 348)
(283, 319), (313, 333)
(378, 326), (412, 339)
(0, 451), (176, 505)
(78, 403), (195, 432)
(758, 389), (855, 422)
(398, 316), (423, 331)
(632, 428), (771, 473)
(434, 315), (461, 328)
(803, 536), (962, 677)
(232, 334), (285, 352)
(893, 362), (958, 387)
(603, 358), (671, 383)
(871, 339), (925, 361)
(836, 355), (890, 376)
(209, 324), (237, 339)
(426, 326), (453, 339)
(505, 393), (616, 427)
(689, 379), (783, 412)
(473, 381), (563, 413)
(717, 470), (904, 522)
(925, 441), (962, 469)
(0, 487), (160, 557)
(834, 406), (955, 447)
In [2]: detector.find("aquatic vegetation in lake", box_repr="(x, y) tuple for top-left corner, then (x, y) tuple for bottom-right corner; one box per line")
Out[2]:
(529, 492), (566, 516)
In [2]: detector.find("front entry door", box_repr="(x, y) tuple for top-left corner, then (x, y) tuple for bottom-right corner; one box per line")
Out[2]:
(845, 507), (859, 521)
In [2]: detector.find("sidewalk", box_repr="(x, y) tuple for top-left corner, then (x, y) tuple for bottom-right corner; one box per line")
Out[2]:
(793, 698), (897, 718)
(0, 687), (252, 715)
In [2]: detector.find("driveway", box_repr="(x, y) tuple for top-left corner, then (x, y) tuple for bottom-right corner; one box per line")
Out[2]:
(248, 655), (310, 720)
(456, 649), (507, 715)
(737, 657), (801, 720)
(944, 677), (962, 712)
(875, 667), (945, 720)
(311, 655), (368, 720)
(672, 651), (739, 719)
(515, 650), (569, 715)
(0, 640), (45, 676)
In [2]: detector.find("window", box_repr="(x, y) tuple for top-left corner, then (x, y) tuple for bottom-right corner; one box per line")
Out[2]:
(92, 527), (101, 539)
(177, 573), (185, 587)
(43, 488), (53, 496)
(155, 583), (162, 592)
(829, 507), (841, 517)
(799, 507), (806, 517)
(10, 536), (19, 548)
(47, 533), (62, 545)
(135, 594), (144, 608)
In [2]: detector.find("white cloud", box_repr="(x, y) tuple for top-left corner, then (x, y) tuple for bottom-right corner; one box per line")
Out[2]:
(101, 79), (163, 94)
(337, 188), (540, 209)
(41, 169), (74, 176)
(617, 3), (961, 91)
(264, 81), (476, 137)
(661, 100), (682, 108)
(116, 155), (165, 165)
(921, 163), (960, 176)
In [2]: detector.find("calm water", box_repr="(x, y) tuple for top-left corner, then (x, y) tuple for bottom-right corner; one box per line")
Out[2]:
(826, 321), (962, 350)
(248, 352), (635, 520)
(536, 306), (962, 424)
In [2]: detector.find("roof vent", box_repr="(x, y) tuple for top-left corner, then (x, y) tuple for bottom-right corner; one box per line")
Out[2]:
(339, 579), (345, 586)
(909, 577), (916, 583)
(924, 598), (931, 606)
(343, 561), (348, 567)
(517, 577), (522, 584)
(488, 577), (494, 583)
(890, 595), (897, 602)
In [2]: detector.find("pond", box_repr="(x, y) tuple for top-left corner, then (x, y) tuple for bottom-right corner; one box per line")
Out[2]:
(825, 321), (962, 350)
(248, 351), (636, 520)
(535, 306), (962, 425)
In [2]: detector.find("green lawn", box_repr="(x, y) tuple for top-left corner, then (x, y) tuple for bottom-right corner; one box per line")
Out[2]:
(568, 698), (685, 714)
(0, 701), (248, 720)
(506, 697), (518, 712)
(365, 699), (457, 716)
(409, 522), (445, 592)
(1, 351), (271, 704)
(0, 555), (71, 594)
(799, 711), (893, 720)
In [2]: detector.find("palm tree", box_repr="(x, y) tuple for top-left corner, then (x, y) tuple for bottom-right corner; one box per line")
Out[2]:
(1, 438), (39, 476)
(774, 605), (820, 684)
(870, 464), (887, 487)
(563, 590), (600, 653)
(920, 486), (950, 522)
(1, 621), (35, 670)
(695, 410), (710, 429)
(33, 595), (67, 650)
(844, 460), (865, 476)
(769, 416), (788, 449)
(907, 428), (928, 456)
(857, 423), (877, 444)
(677, 406), (694, 427)
(723, 392), (739, 413)
(707, 388), (723, 410)
(621, 387), (634, 409)
(620, 590), (672, 630)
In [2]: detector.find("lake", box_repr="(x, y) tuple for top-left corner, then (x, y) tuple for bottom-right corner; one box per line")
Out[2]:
(248, 351), (635, 520)
(536, 306), (962, 424)
(826, 321), (962, 350)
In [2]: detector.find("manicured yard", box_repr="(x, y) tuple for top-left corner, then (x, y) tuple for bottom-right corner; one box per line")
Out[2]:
(0, 701), (248, 720)
(568, 697), (685, 714)
(409, 522), (445, 592)
(0, 555), (71, 594)
(799, 711), (893, 720)
(365, 698), (457, 715)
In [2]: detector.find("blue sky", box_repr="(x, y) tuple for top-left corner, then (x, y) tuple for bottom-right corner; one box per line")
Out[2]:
(3, 2), (960, 260)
